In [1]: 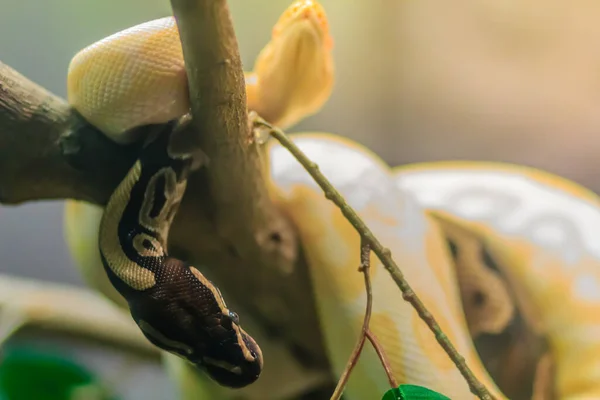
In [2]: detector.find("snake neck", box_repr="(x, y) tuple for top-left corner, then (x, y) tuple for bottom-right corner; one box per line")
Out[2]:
(98, 128), (191, 292)
(97, 126), (263, 387)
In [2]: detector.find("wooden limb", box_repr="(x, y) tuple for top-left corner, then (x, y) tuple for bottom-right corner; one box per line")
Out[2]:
(169, 0), (295, 274)
(0, 62), (138, 205)
(163, 0), (328, 372)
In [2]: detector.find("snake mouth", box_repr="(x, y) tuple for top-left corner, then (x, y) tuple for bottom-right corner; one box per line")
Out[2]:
(200, 356), (262, 388)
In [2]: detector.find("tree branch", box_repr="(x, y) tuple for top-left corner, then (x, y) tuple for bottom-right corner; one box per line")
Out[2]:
(330, 241), (373, 400)
(0, 63), (138, 205)
(169, 0), (296, 274)
(0, 0), (332, 393)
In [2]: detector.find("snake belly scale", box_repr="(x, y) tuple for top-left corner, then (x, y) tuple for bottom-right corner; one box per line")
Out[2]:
(98, 126), (262, 387)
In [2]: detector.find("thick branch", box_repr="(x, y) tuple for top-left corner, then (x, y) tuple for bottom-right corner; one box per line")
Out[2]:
(0, 63), (137, 204)
(0, 1), (331, 391)
(169, 0), (291, 273)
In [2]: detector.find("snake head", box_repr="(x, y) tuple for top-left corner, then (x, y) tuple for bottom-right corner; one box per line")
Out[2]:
(271, 0), (333, 51)
(198, 315), (264, 388)
(127, 260), (263, 388)
(250, 0), (335, 129)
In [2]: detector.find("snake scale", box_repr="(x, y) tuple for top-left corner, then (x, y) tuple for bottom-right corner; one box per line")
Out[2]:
(63, 1), (600, 399)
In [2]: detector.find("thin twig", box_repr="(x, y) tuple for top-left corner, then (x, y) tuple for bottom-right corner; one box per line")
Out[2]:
(256, 117), (495, 400)
(330, 241), (399, 398)
(366, 330), (398, 388)
(330, 240), (372, 400)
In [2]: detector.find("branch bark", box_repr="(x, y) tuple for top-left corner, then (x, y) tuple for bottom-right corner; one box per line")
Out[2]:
(0, 63), (137, 204)
(0, 0), (332, 394)
(169, 0), (295, 274)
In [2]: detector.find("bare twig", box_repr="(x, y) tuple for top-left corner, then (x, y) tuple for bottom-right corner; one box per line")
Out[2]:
(329, 242), (398, 398)
(366, 330), (397, 388)
(330, 241), (372, 400)
(256, 117), (495, 400)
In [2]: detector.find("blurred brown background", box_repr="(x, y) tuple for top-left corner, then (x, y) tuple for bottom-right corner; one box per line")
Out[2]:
(2, 0), (600, 398)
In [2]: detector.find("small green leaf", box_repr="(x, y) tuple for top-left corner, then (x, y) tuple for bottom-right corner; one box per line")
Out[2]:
(382, 384), (452, 400)
(0, 347), (117, 400)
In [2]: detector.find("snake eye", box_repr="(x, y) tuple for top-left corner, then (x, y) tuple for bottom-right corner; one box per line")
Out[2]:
(229, 311), (240, 325)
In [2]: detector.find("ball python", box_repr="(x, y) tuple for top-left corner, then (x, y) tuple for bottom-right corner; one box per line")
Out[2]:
(62, 0), (600, 399)
(65, 0), (335, 393)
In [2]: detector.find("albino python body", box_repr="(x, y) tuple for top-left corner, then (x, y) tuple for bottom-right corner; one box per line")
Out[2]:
(63, 1), (600, 399)
(67, 0), (333, 142)
(394, 162), (600, 399)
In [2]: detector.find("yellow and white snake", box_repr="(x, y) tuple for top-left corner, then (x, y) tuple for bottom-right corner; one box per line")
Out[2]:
(63, 1), (600, 399)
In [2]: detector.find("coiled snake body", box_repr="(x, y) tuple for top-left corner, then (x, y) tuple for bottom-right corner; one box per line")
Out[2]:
(64, 1), (600, 398)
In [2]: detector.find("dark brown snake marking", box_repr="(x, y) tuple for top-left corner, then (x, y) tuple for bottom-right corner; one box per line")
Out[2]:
(98, 125), (263, 388)
(436, 214), (553, 400)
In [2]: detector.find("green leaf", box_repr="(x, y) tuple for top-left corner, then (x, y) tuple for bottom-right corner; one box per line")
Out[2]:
(0, 347), (117, 400)
(382, 384), (452, 400)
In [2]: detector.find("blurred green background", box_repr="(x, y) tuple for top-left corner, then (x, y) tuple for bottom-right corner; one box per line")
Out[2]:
(2, 0), (600, 398)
